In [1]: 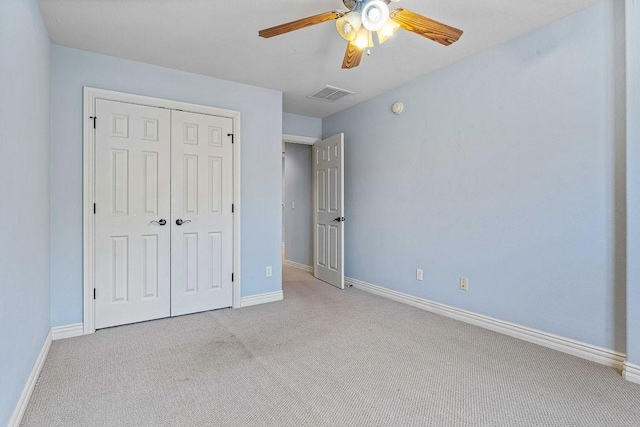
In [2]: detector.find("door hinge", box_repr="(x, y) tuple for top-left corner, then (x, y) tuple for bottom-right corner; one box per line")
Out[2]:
(228, 133), (234, 144)
(93, 203), (96, 214)
(232, 204), (234, 213)
(90, 116), (97, 129)
(93, 288), (96, 300)
(232, 273), (234, 282)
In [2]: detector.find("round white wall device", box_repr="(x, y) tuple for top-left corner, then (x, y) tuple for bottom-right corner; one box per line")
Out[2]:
(391, 102), (404, 115)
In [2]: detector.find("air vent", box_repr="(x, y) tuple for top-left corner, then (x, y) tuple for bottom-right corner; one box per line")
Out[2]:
(307, 85), (354, 103)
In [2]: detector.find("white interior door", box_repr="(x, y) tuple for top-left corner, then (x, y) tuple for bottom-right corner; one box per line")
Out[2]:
(94, 99), (171, 329)
(170, 110), (234, 316)
(313, 134), (345, 289)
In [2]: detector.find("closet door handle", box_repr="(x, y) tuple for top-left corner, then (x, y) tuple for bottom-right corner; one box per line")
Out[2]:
(176, 219), (192, 226)
(150, 219), (167, 226)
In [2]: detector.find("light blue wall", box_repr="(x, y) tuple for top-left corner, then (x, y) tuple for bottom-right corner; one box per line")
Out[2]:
(0, 0), (51, 423)
(284, 143), (313, 266)
(323, 1), (626, 352)
(626, 0), (640, 365)
(283, 112), (322, 139)
(50, 46), (283, 326)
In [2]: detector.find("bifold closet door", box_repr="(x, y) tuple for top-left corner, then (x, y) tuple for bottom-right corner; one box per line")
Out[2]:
(170, 111), (234, 316)
(94, 99), (172, 329)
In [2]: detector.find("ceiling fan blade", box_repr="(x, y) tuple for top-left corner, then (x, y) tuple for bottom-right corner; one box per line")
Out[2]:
(342, 42), (363, 69)
(390, 9), (463, 46)
(259, 11), (344, 38)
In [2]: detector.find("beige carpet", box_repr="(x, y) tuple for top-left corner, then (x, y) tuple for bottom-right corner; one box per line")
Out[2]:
(23, 266), (640, 426)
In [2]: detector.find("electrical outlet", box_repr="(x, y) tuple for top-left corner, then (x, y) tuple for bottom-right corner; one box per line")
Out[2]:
(266, 266), (273, 277)
(416, 269), (424, 281)
(460, 277), (468, 291)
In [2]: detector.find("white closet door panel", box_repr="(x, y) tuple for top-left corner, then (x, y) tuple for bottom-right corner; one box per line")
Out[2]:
(171, 110), (234, 316)
(94, 99), (171, 329)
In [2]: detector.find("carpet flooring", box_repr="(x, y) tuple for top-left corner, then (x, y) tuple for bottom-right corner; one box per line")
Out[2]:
(23, 266), (640, 426)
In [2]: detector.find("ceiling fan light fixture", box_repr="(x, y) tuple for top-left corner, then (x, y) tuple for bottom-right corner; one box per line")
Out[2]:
(361, 0), (390, 32)
(336, 11), (362, 41)
(257, 1), (464, 70)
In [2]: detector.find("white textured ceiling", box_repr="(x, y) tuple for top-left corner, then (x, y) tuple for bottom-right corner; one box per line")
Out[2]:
(39, 0), (602, 118)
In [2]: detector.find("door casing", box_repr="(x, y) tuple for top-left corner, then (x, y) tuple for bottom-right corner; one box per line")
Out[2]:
(82, 87), (242, 335)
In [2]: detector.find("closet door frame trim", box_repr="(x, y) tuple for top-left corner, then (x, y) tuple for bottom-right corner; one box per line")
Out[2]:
(82, 87), (242, 335)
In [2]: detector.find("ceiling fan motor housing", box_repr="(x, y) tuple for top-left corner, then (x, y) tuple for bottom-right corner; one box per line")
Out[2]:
(344, 0), (398, 11)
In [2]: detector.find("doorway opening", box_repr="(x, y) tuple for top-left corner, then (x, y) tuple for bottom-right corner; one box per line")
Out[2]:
(282, 135), (316, 272)
(282, 133), (345, 289)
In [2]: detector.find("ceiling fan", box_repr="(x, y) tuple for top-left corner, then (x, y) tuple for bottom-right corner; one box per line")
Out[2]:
(258, 0), (463, 69)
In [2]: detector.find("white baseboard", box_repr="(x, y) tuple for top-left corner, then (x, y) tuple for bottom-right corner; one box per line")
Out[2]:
(51, 323), (84, 340)
(284, 259), (313, 273)
(345, 276), (626, 370)
(624, 362), (640, 384)
(240, 290), (284, 308)
(8, 330), (52, 427)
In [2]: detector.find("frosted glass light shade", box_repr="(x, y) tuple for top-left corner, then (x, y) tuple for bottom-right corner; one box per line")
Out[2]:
(361, 0), (390, 32)
(376, 20), (400, 44)
(336, 11), (362, 41)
